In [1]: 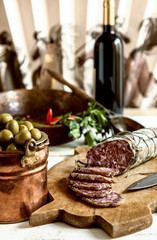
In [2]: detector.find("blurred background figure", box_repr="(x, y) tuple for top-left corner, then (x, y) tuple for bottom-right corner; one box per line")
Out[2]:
(0, 0), (157, 109)
(124, 18), (157, 108)
(0, 31), (24, 91)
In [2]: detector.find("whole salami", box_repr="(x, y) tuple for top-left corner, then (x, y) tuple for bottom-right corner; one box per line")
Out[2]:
(86, 128), (157, 174)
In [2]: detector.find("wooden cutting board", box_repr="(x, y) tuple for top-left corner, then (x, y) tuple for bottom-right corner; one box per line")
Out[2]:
(30, 147), (157, 238)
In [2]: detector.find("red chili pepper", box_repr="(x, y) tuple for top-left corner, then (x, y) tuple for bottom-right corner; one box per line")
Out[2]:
(67, 114), (77, 120)
(51, 116), (60, 124)
(46, 108), (53, 125)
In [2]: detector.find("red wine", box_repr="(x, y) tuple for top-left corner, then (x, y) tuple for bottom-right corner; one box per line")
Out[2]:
(94, 0), (123, 114)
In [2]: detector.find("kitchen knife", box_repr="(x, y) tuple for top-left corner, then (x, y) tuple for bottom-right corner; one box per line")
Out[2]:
(127, 172), (157, 190)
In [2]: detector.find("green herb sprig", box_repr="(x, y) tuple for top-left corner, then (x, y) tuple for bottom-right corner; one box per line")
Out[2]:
(52, 101), (113, 146)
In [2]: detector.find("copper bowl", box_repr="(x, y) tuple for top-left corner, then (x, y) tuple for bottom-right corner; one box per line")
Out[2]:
(0, 143), (49, 223)
(0, 89), (88, 146)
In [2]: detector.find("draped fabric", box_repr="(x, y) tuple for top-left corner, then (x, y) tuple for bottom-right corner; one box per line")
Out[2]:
(0, 0), (157, 108)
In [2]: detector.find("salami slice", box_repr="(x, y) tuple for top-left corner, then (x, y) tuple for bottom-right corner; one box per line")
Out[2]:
(68, 179), (112, 190)
(86, 128), (157, 174)
(82, 191), (123, 207)
(73, 166), (119, 177)
(70, 186), (112, 198)
(70, 172), (113, 183)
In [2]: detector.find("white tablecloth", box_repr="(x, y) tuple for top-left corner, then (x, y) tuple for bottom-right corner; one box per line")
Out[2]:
(1, 115), (157, 240)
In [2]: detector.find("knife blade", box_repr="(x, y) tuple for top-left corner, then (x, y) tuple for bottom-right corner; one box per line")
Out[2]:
(127, 172), (157, 190)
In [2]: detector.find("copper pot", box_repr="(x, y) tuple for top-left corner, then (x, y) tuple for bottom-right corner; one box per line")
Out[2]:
(0, 138), (49, 223)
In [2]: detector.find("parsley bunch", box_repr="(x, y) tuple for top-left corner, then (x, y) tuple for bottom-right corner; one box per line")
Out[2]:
(53, 101), (113, 146)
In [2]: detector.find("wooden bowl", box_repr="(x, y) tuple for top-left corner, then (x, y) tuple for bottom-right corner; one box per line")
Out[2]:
(110, 116), (144, 133)
(0, 89), (88, 145)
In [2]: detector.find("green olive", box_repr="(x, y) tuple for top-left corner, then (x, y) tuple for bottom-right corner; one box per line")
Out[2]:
(6, 119), (19, 135)
(23, 121), (34, 131)
(15, 129), (31, 145)
(0, 113), (13, 125)
(6, 143), (20, 151)
(30, 128), (42, 141)
(19, 124), (28, 131)
(0, 129), (14, 144)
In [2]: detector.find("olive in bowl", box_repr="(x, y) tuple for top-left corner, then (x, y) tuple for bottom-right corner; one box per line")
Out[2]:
(0, 114), (42, 151)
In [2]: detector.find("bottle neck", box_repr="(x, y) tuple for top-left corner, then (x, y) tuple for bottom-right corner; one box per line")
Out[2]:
(103, 25), (115, 33)
(103, 0), (115, 26)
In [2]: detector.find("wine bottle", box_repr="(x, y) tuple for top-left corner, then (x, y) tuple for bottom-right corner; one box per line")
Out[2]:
(94, 0), (124, 114)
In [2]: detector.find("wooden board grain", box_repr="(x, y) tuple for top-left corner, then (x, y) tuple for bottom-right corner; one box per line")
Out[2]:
(30, 149), (157, 238)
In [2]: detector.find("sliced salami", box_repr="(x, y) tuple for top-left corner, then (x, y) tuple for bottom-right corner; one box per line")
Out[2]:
(82, 191), (123, 207)
(70, 172), (113, 183)
(73, 166), (119, 177)
(68, 178), (112, 190)
(70, 186), (112, 198)
(86, 128), (157, 174)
